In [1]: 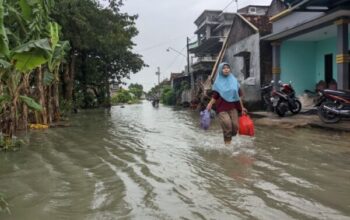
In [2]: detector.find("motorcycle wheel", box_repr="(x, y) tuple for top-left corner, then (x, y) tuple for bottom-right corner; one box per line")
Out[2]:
(290, 100), (302, 114)
(318, 102), (341, 124)
(276, 100), (288, 117)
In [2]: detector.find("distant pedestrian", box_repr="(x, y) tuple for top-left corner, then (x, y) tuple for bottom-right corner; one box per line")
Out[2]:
(206, 63), (247, 145)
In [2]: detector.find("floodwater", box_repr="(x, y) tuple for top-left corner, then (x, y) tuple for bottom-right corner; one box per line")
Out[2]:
(1, 101), (350, 220)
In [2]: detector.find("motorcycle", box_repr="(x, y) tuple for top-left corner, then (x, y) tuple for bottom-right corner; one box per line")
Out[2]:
(316, 89), (350, 123)
(261, 80), (302, 117)
(152, 99), (159, 108)
(261, 83), (274, 112)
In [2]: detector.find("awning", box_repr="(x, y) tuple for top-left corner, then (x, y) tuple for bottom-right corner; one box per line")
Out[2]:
(271, 0), (350, 22)
(262, 9), (350, 41)
(284, 0), (350, 9)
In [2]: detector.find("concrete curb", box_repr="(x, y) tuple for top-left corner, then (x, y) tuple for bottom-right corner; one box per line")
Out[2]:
(250, 111), (350, 132)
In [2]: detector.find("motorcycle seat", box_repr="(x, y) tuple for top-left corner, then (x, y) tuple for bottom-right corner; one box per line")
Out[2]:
(323, 89), (350, 99)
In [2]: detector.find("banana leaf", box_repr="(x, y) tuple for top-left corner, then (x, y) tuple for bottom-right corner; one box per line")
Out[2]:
(48, 40), (70, 71)
(11, 38), (52, 72)
(0, 59), (10, 69)
(0, 94), (10, 105)
(19, 0), (33, 21)
(0, 0), (9, 57)
(49, 22), (59, 49)
(19, 95), (42, 111)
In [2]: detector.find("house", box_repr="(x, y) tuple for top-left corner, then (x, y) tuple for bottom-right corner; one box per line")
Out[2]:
(169, 72), (192, 105)
(238, 5), (270, 16)
(188, 10), (235, 101)
(266, 0), (289, 17)
(222, 11), (273, 108)
(170, 72), (185, 89)
(110, 82), (120, 96)
(262, 0), (350, 94)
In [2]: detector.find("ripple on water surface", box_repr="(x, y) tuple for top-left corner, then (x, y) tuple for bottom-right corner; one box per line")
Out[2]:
(0, 103), (350, 220)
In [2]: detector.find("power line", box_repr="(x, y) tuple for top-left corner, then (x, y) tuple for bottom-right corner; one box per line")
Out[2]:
(221, 0), (236, 13)
(164, 46), (187, 73)
(136, 1), (235, 54)
(136, 35), (189, 53)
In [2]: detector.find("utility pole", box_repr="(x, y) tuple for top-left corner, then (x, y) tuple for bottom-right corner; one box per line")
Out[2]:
(187, 37), (194, 90)
(186, 37), (190, 75)
(156, 67), (160, 85)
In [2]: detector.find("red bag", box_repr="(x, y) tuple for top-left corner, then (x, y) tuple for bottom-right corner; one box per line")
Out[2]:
(239, 114), (255, 137)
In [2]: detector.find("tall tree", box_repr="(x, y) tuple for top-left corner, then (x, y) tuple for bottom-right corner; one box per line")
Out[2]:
(129, 83), (143, 99)
(52, 0), (146, 108)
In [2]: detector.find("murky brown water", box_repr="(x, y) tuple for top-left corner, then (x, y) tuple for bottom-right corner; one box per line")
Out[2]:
(1, 101), (350, 220)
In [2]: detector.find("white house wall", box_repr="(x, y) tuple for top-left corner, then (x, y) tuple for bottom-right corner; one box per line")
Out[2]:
(273, 12), (324, 34)
(224, 33), (261, 103)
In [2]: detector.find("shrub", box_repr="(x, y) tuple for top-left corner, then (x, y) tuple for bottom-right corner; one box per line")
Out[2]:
(128, 84), (143, 99)
(0, 134), (22, 152)
(111, 89), (133, 104)
(161, 86), (176, 105)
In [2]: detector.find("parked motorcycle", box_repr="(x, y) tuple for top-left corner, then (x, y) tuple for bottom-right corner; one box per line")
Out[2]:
(261, 83), (274, 112)
(261, 80), (302, 117)
(316, 89), (350, 123)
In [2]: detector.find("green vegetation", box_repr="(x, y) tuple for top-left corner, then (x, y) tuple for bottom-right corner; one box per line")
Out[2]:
(147, 80), (190, 106)
(0, 134), (22, 152)
(111, 89), (133, 104)
(128, 83), (144, 99)
(52, 0), (146, 108)
(146, 80), (171, 103)
(111, 84), (144, 105)
(161, 86), (176, 105)
(0, 0), (145, 150)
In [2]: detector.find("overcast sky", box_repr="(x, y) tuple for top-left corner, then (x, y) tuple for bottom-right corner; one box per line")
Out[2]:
(117, 0), (272, 91)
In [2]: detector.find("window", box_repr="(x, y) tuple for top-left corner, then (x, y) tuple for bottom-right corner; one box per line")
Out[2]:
(234, 51), (251, 79)
(243, 54), (251, 79)
(249, 7), (257, 14)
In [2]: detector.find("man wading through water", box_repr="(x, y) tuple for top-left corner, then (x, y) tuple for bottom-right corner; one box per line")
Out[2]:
(207, 63), (248, 145)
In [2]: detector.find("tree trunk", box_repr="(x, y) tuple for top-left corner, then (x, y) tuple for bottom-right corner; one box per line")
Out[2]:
(81, 52), (88, 108)
(36, 67), (47, 124)
(9, 100), (17, 138)
(53, 80), (60, 121)
(46, 85), (53, 124)
(64, 52), (76, 101)
(0, 82), (4, 132)
(63, 63), (70, 100)
(19, 74), (30, 130)
(105, 74), (111, 108)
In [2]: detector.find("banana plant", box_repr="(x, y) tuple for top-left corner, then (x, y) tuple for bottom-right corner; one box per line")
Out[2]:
(44, 22), (70, 122)
(0, 38), (51, 137)
(46, 22), (70, 85)
(0, 0), (52, 138)
(13, 0), (57, 125)
(0, 0), (9, 57)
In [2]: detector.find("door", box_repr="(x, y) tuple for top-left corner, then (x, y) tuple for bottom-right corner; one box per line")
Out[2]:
(324, 54), (333, 84)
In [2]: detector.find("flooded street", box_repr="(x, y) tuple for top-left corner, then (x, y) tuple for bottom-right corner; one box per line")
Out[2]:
(1, 101), (350, 220)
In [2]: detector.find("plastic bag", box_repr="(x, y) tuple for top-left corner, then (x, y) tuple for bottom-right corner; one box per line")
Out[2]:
(200, 110), (211, 130)
(239, 114), (255, 137)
